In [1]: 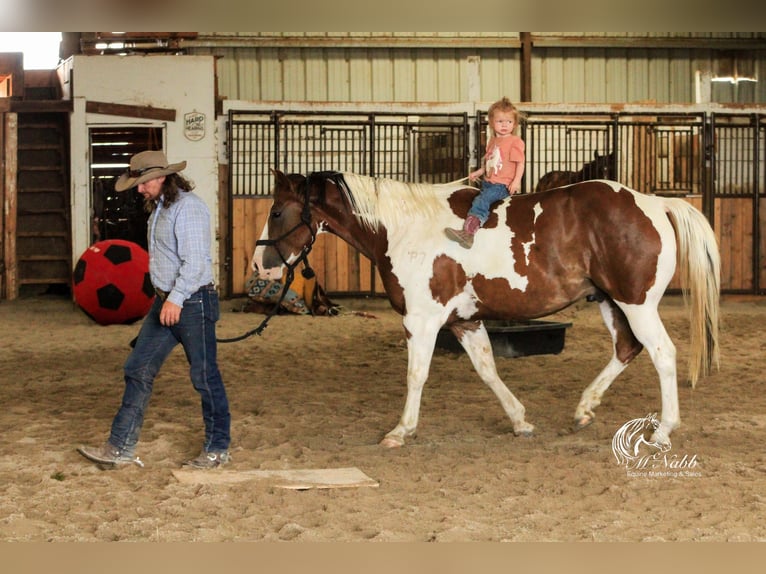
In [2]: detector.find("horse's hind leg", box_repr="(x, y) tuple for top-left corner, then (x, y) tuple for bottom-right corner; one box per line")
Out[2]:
(575, 299), (644, 430)
(618, 303), (679, 446)
(453, 321), (534, 437)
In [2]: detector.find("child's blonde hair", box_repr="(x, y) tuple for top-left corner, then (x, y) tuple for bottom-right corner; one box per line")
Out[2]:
(487, 97), (523, 137)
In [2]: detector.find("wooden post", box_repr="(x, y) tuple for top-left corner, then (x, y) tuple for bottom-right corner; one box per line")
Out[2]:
(218, 162), (230, 297)
(3, 112), (18, 299)
(520, 32), (532, 102)
(0, 111), (4, 298)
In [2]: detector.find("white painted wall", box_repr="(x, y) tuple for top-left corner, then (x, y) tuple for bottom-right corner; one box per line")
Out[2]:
(62, 55), (220, 282)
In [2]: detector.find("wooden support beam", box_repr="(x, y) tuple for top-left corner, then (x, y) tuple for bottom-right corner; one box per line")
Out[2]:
(3, 113), (18, 300)
(85, 100), (176, 122)
(520, 32), (532, 103)
(7, 100), (73, 113)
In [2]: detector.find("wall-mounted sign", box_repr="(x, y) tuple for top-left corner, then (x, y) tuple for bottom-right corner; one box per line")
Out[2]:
(184, 111), (206, 141)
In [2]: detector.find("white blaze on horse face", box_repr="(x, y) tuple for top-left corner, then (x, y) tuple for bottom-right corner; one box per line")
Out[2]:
(251, 222), (268, 272)
(250, 221), (284, 280)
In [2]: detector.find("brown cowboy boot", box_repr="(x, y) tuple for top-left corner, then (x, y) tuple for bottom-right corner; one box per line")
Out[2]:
(444, 215), (481, 249)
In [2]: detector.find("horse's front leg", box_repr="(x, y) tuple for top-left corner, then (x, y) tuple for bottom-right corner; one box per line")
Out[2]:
(455, 321), (534, 437)
(380, 315), (440, 448)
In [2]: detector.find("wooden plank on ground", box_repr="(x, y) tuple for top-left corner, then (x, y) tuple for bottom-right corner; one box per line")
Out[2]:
(171, 467), (379, 490)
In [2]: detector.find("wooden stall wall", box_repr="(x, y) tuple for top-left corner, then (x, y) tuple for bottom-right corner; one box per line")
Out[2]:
(667, 196), (757, 293)
(715, 197), (755, 293)
(231, 197), (269, 294)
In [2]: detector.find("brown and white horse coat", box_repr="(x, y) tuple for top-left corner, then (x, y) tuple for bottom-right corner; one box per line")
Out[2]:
(253, 171), (720, 448)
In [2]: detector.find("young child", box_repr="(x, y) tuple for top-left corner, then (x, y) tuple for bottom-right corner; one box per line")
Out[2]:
(445, 97), (525, 248)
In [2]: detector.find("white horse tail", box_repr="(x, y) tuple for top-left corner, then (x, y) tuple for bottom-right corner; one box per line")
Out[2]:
(663, 198), (721, 387)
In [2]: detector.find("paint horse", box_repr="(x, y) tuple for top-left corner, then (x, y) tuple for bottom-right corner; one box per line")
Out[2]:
(252, 171), (720, 448)
(535, 151), (615, 192)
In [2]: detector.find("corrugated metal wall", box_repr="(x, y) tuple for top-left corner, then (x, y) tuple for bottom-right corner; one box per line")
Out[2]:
(532, 48), (764, 104)
(187, 32), (765, 105)
(208, 46), (521, 103)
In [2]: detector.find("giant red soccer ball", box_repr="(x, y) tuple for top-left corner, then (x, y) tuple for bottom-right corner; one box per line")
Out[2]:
(73, 240), (155, 325)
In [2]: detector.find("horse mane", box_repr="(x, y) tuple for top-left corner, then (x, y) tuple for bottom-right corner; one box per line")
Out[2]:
(320, 171), (471, 230)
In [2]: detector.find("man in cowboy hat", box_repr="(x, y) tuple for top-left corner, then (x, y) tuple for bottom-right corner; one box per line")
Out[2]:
(78, 150), (231, 469)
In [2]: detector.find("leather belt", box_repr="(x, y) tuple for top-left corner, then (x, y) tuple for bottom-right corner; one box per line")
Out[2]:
(154, 287), (170, 301)
(154, 283), (215, 302)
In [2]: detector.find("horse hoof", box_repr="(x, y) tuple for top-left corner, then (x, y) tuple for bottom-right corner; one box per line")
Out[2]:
(380, 436), (404, 448)
(513, 423), (535, 438)
(649, 430), (672, 449)
(574, 415), (594, 431)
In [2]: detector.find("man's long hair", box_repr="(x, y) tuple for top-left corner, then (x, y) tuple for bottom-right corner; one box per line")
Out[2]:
(145, 173), (195, 212)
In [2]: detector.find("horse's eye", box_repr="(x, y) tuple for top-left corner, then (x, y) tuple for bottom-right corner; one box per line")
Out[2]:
(271, 210), (281, 219)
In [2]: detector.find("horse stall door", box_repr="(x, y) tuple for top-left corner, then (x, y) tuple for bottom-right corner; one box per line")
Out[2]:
(712, 115), (760, 293)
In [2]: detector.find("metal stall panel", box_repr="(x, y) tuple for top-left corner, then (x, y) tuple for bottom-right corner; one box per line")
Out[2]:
(615, 113), (704, 197)
(712, 114), (761, 293)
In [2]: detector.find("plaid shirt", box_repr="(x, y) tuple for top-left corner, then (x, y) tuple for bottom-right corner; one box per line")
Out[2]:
(148, 190), (215, 307)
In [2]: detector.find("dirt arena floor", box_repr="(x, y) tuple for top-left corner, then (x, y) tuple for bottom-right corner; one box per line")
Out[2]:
(1, 292), (764, 542)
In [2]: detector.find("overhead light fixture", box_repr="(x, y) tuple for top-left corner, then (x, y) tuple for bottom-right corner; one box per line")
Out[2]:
(711, 75), (757, 84)
(712, 51), (757, 84)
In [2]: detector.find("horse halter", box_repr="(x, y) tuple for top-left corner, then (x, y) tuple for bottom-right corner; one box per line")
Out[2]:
(217, 177), (318, 343)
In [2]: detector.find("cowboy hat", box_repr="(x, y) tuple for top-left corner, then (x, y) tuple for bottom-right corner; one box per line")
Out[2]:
(114, 150), (187, 191)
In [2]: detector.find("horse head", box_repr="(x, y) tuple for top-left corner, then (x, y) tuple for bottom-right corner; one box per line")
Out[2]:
(590, 151), (615, 179)
(251, 170), (318, 280)
(252, 170), (359, 280)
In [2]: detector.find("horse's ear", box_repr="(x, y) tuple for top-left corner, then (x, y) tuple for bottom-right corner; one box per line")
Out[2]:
(271, 169), (291, 189)
(594, 150), (600, 159)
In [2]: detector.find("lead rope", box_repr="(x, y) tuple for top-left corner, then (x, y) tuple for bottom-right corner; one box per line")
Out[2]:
(216, 249), (314, 343)
(217, 183), (317, 344)
(129, 258), (310, 349)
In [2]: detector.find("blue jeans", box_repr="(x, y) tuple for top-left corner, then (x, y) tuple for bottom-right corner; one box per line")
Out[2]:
(468, 182), (510, 224)
(108, 285), (230, 454)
